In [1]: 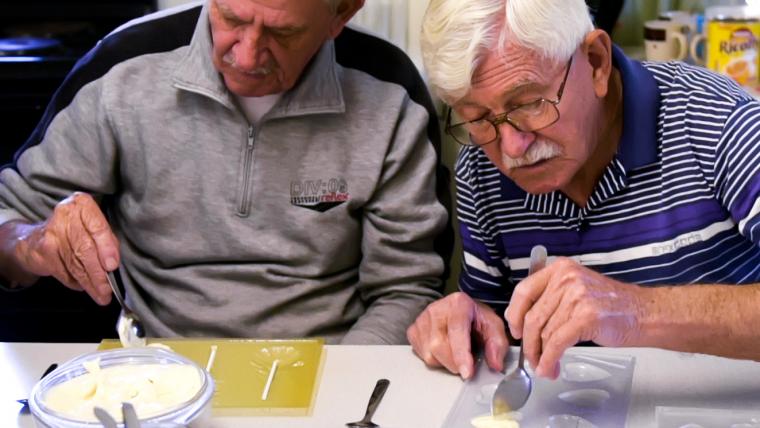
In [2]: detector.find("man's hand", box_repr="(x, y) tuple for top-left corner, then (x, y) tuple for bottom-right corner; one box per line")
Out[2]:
(505, 257), (644, 379)
(407, 292), (509, 379)
(12, 192), (119, 305)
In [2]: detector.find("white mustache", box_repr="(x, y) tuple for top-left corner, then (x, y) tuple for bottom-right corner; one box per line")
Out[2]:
(222, 51), (272, 76)
(502, 139), (562, 169)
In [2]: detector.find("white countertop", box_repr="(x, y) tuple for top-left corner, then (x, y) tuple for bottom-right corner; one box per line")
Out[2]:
(2, 343), (760, 427)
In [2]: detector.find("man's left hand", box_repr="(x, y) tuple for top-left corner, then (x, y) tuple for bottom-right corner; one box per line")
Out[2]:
(505, 257), (644, 379)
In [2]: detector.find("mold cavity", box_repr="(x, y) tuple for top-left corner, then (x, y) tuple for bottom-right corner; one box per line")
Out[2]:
(475, 383), (497, 405)
(562, 362), (612, 383)
(557, 389), (610, 408)
(546, 414), (598, 428)
(470, 411), (522, 428)
(677, 424), (705, 428)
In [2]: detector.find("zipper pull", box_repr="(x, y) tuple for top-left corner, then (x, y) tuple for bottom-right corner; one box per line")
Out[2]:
(247, 125), (254, 148)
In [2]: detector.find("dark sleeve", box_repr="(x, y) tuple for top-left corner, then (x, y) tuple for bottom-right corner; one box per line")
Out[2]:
(11, 6), (201, 167)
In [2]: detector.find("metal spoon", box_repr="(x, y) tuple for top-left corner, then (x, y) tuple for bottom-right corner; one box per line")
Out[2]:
(122, 402), (141, 428)
(93, 406), (119, 428)
(491, 245), (547, 416)
(346, 379), (390, 428)
(106, 267), (146, 348)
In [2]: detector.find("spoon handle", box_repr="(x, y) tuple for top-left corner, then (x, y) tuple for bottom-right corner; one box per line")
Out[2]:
(522, 245), (548, 370)
(106, 270), (128, 311)
(361, 379), (390, 423)
(93, 406), (118, 428)
(527, 245), (547, 276)
(122, 402), (140, 428)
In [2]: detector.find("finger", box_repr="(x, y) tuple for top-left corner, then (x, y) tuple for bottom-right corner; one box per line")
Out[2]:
(59, 242), (90, 293)
(427, 306), (463, 376)
(505, 264), (556, 338)
(53, 249), (84, 292)
(539, 295), (574, 356)
(407, 323), (425, 360)
(521, 312), (543, 372)
(535, 319), (583, 379)
(408, 310), (450, 370)
(521, 281), (565, 372)
(407, 310), (434, 360)
(473, 304), (509, 372)
(78, 206), (117, 301)
(79, 204), (119, 272)
(551, 361), (561, 379)
(447, 303), (475, 379)
(63, 223), (111, 305)
(407, 311), (433, 361)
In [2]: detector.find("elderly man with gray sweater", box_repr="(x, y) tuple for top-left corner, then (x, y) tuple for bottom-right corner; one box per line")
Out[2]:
(0, 0), (450, 344)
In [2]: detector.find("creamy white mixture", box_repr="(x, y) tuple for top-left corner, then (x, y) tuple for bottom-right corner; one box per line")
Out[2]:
(470, 414), (521, 428)
(42, 358), (202, 422)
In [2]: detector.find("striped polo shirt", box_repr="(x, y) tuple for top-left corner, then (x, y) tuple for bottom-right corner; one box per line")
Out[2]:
(456, 46), (760, 306)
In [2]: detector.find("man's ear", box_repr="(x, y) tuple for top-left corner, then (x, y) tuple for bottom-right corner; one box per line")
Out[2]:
(328, 0), (365, 39)
(582, 29), (614, 98)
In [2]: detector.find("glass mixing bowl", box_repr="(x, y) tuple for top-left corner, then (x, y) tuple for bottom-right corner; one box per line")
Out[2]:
(29, 347), (214, 427)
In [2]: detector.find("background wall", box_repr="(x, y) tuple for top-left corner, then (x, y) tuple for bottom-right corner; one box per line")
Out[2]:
(612, 0), (751, 48)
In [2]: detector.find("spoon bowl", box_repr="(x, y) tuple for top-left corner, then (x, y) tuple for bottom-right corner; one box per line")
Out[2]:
(107, 269), (146, 347)
(346, 379), (390, 428)
(491, 351), (532, 415)
(492, 245), (547, 416)
(346, 422), (378, 428)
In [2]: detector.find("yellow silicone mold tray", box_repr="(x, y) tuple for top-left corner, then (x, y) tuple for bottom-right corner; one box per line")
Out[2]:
(99, 338), (325, 416)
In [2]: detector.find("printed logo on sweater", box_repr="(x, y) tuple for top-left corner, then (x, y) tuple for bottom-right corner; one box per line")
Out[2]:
(290, 177), (350, 212)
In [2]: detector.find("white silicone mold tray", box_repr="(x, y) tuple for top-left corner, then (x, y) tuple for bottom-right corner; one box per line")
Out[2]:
(656, 406), (760, 428)
(442, 350), (636, 428)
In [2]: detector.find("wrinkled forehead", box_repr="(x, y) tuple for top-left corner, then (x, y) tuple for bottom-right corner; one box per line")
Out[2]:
(211, 0), (327, 19)
(471, 44), (549, 86)
(461, 45), (560, 105)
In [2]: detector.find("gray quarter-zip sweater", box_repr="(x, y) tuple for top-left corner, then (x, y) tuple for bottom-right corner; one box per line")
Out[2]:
(0, 5), (448, 344)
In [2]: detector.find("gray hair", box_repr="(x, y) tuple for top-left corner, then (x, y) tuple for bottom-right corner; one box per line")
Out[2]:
(421, 0), (594, 103)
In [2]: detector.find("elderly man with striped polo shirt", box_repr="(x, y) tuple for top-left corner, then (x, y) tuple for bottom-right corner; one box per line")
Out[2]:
(407, 0), (760, 380)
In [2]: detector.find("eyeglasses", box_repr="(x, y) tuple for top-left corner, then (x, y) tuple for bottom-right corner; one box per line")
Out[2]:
(445, 57), (574, 146)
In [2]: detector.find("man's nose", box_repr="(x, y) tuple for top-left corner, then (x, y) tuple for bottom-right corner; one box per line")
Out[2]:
(497, 122), (536, 160)
(235, 24), (266, 68)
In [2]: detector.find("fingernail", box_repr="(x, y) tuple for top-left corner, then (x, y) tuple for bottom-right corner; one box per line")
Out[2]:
(106, 257), (118, 271)
(535, 366), (545, 377)
(459, 365), (471, 379)
(509, 326), (520, 339)
(100, 292), (111, 305)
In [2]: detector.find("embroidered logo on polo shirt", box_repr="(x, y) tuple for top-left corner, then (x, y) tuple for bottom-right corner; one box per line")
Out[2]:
(290, 177), (350, 212)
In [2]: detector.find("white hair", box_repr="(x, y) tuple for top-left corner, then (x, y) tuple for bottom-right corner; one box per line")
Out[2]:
(421, 0), (594, 103)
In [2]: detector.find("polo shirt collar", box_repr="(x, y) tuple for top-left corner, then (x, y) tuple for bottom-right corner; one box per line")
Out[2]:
(614, 45), (659, 170)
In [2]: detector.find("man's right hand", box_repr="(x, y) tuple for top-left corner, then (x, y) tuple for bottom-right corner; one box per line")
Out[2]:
(407, 291), (509, 379)
(9, 192), (119, 305)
